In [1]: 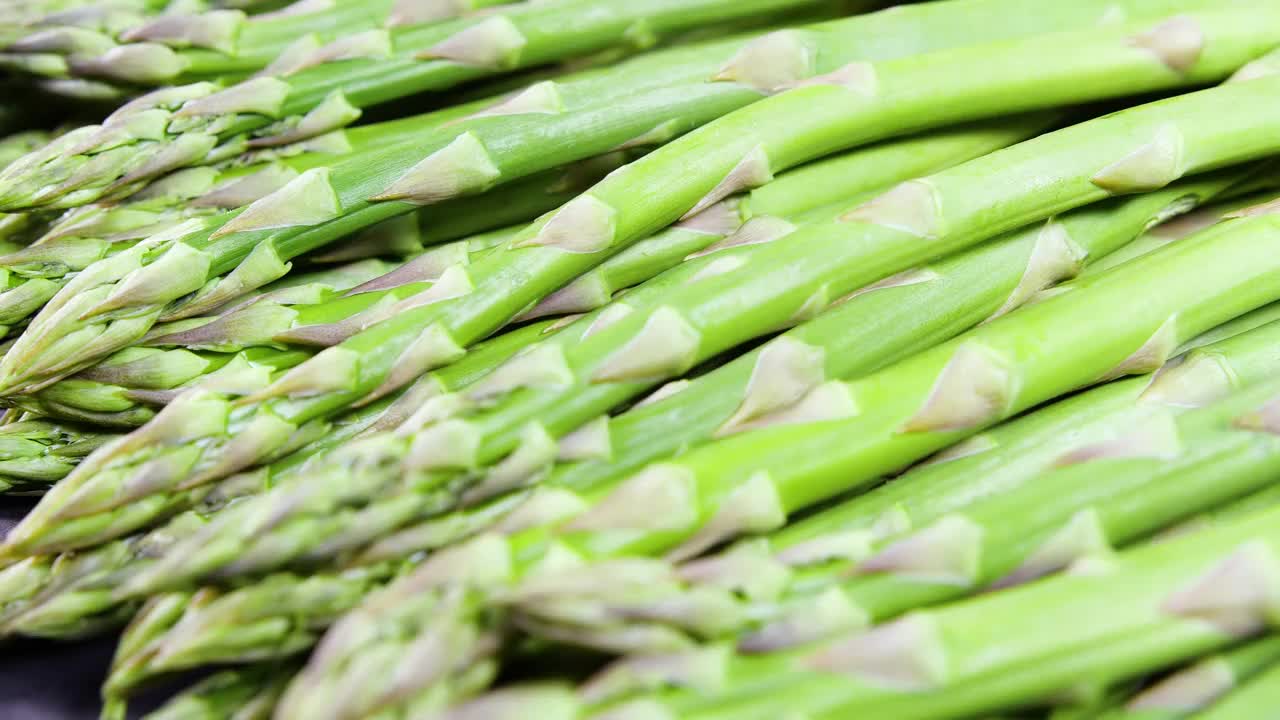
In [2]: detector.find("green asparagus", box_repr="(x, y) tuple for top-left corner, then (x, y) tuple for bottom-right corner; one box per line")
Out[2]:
(0, 0), (852, 211)
(559, 502), (1280, 720)
(0, 385), (414, 640)
(137, 664), (296, 720)
(2, 254), (416, 426)
(0, 417), (112, 493)
(270, 200), (1280, 718)
(93, 288), (1280, 708)
(0, 113), (628, 339)
(129, 170), (1280, 603)
(120, 63), (1280, 589)
(112, 115), (1064, 594)
(1, 0), (1221, 390)
(4, 4), (1280, 717)
(0, 319), (563, 643)
(2, 0), (401, 85)
(1189, 657), (1280, 720)
(13, 12), (1280, 562)
(501, 315), (1280, 655)
(1096, 636), (1280, 719)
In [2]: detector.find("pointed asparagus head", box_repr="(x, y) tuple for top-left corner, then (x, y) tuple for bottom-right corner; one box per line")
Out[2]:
(0, 221), (215, 395)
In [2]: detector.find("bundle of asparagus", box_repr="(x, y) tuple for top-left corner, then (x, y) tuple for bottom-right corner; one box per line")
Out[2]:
(6, 1), (1280, 719)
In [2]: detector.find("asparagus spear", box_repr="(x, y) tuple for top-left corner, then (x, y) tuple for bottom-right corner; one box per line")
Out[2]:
(757, 299), (1280, 558)
(603, 508), (1280, 720)
(501, 313), (1280, 654)
(404, 36), (1280, 507)
(2, 0), (403, 85)
(116, 146), (1259, 597)
(0, 0), (853, 211)
(535, 175), (1277, 514)
(3, 345), (313, 427)
(266, 200), (1280, 718)
(1, 253), (414, 426)
(0, 417), (112, 493)
(97, 284), (1280, 707)
(0, 0), (168, 32)
(0, 319), (561, 642)
(1003, 483), (1280, 720)
(0, 409), (389, 638)
(140, 116), (1056, 349)
(13, 12), (1280, 563)
(1093, 636), (1280, 720)
(0, 110), (626, 339)
(139, 59), (1280, 584)
(1189, 657), (1280, 720)
(0, 164), (630, 427)
(0, 129), (51, 169)
(0, 129), (56, 263)
(287, 490), (1280, 720)
(0, 386), (412, 642)
(137, 664), (297, 720)
(1, 0), (1217, 390)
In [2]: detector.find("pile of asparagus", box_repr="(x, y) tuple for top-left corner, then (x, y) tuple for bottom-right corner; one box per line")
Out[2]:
(4, 0), (1280, 717)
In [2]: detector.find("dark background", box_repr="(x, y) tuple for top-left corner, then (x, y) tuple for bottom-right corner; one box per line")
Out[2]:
(1, 499), (183, 720)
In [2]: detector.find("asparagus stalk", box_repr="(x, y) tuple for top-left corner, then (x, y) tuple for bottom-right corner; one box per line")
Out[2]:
(501, 313), (1280, 656)
(109, 114), (1064, 594)
(2, 0), (403, 85)
(13, 12), (1280, 563)
(757, 300), (1280, 560)
(0, 417), (113, 494)
(0, 0), (1213, 390)
(268, 203), (1280, 718)
(286, 484), (1280, 720)
(1093, 636), (1280, 720)
(123, 285), (1280, 713)
(145, 116), (1055, 351)
(0, 0), (852, 211)
(1189, 657), (1280, 720)
(3, 345), (313, 427)
(0, 185), (621, 425)
(146, 60), (1280, 583)
(784, 356), (1280, 625)
(137, 664), (297, 720)
(410, 35), (1280, 508)
(1172, 480), (1280, 536)
(575, 500), (1280, 720)
(116, 142), (1257, 597)
(536, 173), (1275, 515)
(0, 109), (625, 339)
(0, 0), (169, 33)
(0, 386), (411, 641)
(0, 129), (51, 169)
(1, 255), (402, 426)
(0, 112), (1039, 550)
(0, 319), (560, 642)
(0, 129), (56, 267)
